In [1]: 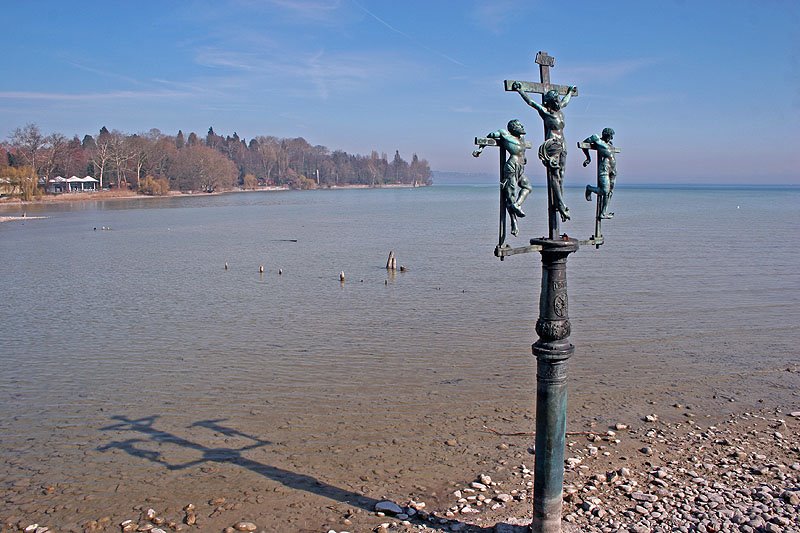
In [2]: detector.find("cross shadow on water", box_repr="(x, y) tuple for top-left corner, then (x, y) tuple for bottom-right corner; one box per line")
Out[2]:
(98, 415), (506, 532)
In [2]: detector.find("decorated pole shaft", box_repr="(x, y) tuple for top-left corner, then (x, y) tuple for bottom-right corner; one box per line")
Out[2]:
(530, 237), (578, 533)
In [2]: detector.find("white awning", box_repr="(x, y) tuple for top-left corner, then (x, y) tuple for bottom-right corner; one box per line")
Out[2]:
(80, 176), (99, 182)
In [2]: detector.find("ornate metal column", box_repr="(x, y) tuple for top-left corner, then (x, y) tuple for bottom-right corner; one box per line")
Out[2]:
(530, 238), (577, 532)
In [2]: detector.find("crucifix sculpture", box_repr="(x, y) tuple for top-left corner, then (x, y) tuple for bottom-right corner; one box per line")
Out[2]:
(471, 50), (621, 533)
(473, 120), (533, 253)
(579, 128), (621, 247)
(506, 51), (578, 240)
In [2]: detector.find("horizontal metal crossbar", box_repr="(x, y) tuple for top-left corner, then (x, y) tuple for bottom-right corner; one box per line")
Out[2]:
(474, 137), (532, 149)
(495, 236), (605, 257)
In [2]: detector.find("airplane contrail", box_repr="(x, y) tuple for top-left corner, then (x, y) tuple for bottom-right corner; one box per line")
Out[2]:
(352, 1), (466, 67)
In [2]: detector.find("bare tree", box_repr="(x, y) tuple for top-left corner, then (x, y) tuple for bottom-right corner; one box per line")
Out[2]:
(170, 144), (237, 192)
(126, 134), (150, 189)
(63, 136), (89, 178)
(409, 153), (432, 186)
(42, 133), (69, 178)
(148, 136), (177, 179)
(9, 123), (47, 176)
(108, 130), (131, 188)
(90, 129), (113, 188)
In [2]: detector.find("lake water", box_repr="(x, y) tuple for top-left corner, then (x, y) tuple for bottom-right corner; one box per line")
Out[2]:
(1, 185), (798, 530)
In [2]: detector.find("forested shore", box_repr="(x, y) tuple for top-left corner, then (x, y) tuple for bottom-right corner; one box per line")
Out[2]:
(0, 124), (432, 201)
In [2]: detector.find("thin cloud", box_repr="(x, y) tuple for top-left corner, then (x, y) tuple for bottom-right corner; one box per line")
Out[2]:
(150, 78), (218, 96)
(0, 90), (187, 101)
(195, 48), (261, 71)
(66, 59), (214, 98)
(469, 0), (524, 35)
(558, 58), (661, 85)
(267, 0), (341, 15)
(193, 46), (405, 100)
(622, 92), (679, 105)
(227, 0), (343, 22)
(64, 60), (152, 87)
(352, 1), (465, 67)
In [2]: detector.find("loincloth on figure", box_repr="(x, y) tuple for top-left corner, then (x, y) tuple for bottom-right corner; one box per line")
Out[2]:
(538, 138), (566, 170)
(501, 158), (531, 196)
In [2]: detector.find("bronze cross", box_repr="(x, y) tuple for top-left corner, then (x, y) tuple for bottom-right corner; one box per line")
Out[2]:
(504, 51), (578, 103)
(505, 51), (578, 239)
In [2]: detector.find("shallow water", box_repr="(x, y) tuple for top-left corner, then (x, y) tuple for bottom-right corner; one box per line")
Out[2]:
(1, 185), (798, 529)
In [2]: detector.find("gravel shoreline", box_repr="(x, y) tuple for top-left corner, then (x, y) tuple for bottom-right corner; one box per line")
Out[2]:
(345, 409), (799, 533)
(3, 408), (797, 533)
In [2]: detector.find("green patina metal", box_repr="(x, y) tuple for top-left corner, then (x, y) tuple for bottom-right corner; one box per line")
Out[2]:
(473, 125), (534, 252)
(580, 128), (621, 246)
(472, 51), (621, 533)
(507, 51), (578, 239)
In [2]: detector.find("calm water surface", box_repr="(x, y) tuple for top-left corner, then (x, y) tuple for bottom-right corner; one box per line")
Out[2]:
(1, 185), (798, 523)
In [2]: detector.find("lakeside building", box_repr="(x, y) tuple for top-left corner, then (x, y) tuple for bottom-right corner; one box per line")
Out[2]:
(46, 176), (99, 193)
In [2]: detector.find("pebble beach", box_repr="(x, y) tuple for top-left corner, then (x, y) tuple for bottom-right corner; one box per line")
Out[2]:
(3, 406), (798, 533)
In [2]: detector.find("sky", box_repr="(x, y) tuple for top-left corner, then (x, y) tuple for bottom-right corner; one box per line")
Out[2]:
(1, 0), (798, 184)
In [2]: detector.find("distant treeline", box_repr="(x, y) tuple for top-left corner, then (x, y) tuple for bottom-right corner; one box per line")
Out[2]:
(1, 124), (432, 200)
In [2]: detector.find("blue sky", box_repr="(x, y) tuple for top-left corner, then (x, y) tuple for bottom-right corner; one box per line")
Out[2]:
(1, 0), (798, 184)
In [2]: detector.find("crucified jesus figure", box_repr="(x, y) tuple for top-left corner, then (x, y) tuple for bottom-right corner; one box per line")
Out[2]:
(512, 82), (576, 223)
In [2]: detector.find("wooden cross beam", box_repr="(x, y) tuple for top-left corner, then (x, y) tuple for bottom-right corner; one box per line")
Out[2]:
(504, 51), (578, 99)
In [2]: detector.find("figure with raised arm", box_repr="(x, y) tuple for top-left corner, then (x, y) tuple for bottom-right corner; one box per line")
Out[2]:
(582, 127), (617, 219)
(512, 82), (576, 222)
(484, 119), (532, 237)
